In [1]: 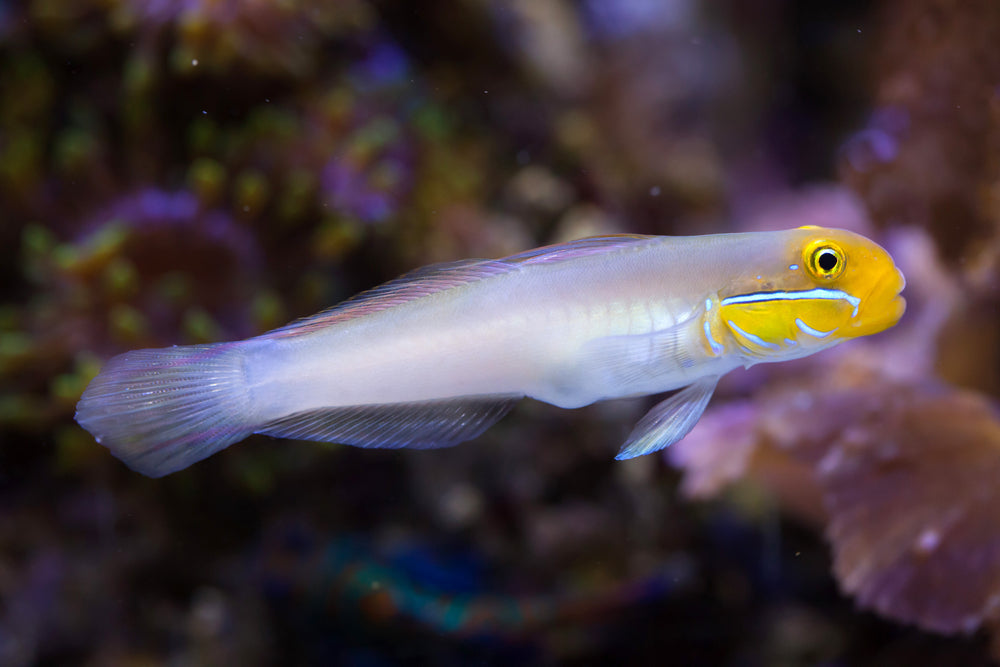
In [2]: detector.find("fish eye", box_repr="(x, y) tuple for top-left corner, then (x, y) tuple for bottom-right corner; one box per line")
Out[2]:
(817, 249), (838, 271)
(805, 242), (845, 280)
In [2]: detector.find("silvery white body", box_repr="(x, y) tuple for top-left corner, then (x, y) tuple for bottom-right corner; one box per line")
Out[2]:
(244, 236), (745, 420)
(75, 231), (820, 477)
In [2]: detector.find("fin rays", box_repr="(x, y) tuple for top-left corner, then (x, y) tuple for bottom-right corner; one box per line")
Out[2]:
(615, 376), (719, 460)
(257, 396), (522, 450)
(74, 344), (253, 478)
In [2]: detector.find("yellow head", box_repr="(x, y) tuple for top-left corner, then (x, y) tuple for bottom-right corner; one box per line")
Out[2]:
(712, 226), (906, 362)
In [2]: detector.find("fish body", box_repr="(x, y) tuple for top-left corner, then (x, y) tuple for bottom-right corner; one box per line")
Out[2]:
(76, 227), (906, 477)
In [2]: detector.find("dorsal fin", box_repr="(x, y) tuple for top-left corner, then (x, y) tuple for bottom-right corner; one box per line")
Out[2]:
(262, 259), (510, 339)
(503, 234), (656, 266)
(262, 235), (657, 339)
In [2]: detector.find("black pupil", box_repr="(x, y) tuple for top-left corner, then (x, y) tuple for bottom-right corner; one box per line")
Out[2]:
(817, 250), (838, 271)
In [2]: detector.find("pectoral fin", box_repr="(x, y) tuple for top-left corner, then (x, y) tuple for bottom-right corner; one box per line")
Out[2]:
(615, 375), (719, 460)
(578, 303), (705, 389)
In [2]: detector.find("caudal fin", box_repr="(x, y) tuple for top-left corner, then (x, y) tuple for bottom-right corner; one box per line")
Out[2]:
(75, 343), (253, 477)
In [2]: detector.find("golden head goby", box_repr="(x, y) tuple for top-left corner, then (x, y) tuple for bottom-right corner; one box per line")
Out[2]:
(75, 226), (906, 476)
(707, 226), (906, 362)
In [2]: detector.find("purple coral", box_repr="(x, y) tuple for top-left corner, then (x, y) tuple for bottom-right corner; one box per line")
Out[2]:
(320, 158), (408, 224)
(80, 188), (259, 268)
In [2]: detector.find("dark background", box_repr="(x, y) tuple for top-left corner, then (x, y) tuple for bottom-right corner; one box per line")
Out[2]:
(1, 0), (999, 664)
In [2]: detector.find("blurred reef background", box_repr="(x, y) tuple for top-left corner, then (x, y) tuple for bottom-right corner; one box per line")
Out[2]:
(2, 0), (1000, 665)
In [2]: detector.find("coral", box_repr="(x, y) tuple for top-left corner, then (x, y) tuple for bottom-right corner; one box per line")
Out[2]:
(675, 365), (1000, 647)
(31, 0), (375, 78)
(257, 522), (691, 660)
(840, 0), (1000, 263)
(670, 224), (1000, 654)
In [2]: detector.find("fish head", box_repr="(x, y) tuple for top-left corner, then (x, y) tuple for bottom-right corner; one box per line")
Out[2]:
(716, 226), (906, 361)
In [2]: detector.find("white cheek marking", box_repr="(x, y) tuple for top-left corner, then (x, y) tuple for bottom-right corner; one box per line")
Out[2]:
(704, 321), (724, 355)
(727, 320), (781, 351)
(795, 318), (836, 338)
(721, 288), (861, 317)
(784, 338), (797, 346)
(788, 264), (799, 270)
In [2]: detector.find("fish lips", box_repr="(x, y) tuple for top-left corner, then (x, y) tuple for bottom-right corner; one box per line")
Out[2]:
(849, 267), (907, 337)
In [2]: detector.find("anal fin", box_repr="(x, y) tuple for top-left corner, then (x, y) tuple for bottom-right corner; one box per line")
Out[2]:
(257, 395), (521, 450)
(615, 376), (719, 460)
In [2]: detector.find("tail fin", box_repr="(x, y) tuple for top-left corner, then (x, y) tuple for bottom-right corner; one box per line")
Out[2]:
(75, 343), (253, 477)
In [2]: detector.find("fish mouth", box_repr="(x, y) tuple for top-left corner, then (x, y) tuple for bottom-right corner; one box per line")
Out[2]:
(851, 267), (906, 336)
(883, 293), (907, 327)
(883, 267), (907, 324)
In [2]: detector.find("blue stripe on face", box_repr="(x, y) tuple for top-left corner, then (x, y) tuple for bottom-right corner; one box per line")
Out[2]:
(795, 318), (836, 338)
(721, 288), (861, 317)
(726, 320), (781, 351)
